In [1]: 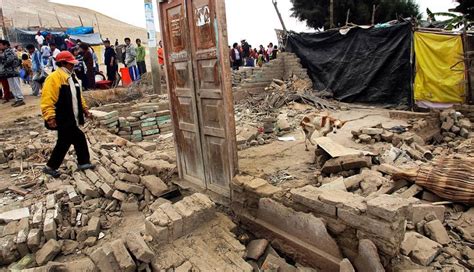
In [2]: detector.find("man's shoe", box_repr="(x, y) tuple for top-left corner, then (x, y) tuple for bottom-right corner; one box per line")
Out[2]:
(42, 166), (61, 178)
(13, 100), (25, 107)
(78, 163), (96, 171)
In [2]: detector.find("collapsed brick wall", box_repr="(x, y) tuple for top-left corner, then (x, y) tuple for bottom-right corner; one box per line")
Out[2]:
(233, 53), (310, 102)
(230, 175), (417, 269)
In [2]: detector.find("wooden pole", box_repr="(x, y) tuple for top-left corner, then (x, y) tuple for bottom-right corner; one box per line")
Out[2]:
(94, 13), (102, 35)
(37, 13), (43, 28)
(462, 17), (472, 104)
(0, 7), (7, 40)
(345, 9), (350, 26)
(78, 15), (84, 26)
(330, 0), (334, 28)
(371, 4), (377, 25)
(54, 8), (63, 28)
(271, 0), (288, 35)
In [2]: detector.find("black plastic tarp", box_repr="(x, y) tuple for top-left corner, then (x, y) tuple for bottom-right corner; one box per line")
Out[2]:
(286, 23), (412, 105)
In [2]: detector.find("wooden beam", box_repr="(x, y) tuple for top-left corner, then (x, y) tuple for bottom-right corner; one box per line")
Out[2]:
(78, 15), (84, 26)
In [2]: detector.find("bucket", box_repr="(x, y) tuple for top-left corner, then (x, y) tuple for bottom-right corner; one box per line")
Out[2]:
(120, 67), (132, 87)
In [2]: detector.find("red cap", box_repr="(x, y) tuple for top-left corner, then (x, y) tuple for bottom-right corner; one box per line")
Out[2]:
(56, 51), (79, 64)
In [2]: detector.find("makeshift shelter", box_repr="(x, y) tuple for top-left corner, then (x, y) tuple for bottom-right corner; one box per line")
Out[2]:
(68, 33), (104, 64)
(286, 22), (412, 105)
(414, 32), (466, 108)
(9, 28), (67, 49)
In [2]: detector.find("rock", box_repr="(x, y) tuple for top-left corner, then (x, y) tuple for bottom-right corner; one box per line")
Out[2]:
(361, 128), (384, 135)
(460, 128), (469, 138)
(84, 236), (97, 247)
(245, 239), (269, 260)
(424, 220), (450, 245)
(358, 134), (372, 143)
(441, 118), (454, 131)
(366, 194), (410, 221)
(459, 118), (472, 130)
(90, 247), (121, 272)
(410, 204), (445, 224)
(119, 173), (141, 183)
(354, 239), (385, 272)
(110, 239), (136, 272)
(62, 240), (79, 255)
(277, 117), (291, 132)
(141, 175), (168, 197)
(115, 180), (144, 195)
(87, 216), (101, 237)
(35, 239), (61, 266)
(406, 232), (442, 266)
(381, 131), (394, 142)
(339, 258), (355, 272)
(140, 160), (176, 176)
(125, 232), (155, 263)
(0, 207), (30, 222)
(320, 177), (347, 191)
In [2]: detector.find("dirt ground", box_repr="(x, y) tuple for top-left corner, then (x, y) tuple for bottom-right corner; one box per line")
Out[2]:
(239, 106), (408, 189)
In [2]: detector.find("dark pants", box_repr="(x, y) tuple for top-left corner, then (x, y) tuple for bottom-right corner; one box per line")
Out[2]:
(106, 64), (118, 82)
(47, 126), (90, 170)
(137, 61), (147, 75)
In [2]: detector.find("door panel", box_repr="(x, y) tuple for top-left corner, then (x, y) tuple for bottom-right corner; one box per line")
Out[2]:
(160, 0), (206, 186)
(159, 0), (237, 197)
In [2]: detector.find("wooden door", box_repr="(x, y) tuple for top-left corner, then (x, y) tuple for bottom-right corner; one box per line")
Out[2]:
(159, 0), (237, 197)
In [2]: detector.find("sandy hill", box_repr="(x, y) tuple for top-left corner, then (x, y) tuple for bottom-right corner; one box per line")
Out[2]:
(4, 0), (148, 42)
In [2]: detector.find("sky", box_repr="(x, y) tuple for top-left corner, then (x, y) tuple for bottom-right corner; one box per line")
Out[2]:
(51, 0), (457, 47)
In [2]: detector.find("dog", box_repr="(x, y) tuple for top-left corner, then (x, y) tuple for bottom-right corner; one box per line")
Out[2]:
(300, 112), (347, 151)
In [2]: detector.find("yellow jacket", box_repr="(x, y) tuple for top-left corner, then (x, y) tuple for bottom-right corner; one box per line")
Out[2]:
(41, 68), (88, 121)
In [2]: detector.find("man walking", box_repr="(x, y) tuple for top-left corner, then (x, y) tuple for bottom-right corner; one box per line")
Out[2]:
(136, 38), (147, 76)
(124, 37), (139, 81)
(49, 43), (60, 71)
(41, 51), (94, 178)
(104, 40), (118, 83)
(26, 44), (43, 96)
(0, 40), (25, 107)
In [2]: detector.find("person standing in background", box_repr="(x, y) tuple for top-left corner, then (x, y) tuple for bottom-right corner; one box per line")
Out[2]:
(40, 43), (51, 66)
(49, 43), (60, 71)
(158, 40), (164, 66)
(124, 37), (139, 81)
(0, 40), (25, 107)
(26, 44), (44, 96)
(104, 39), (117, 83)
(80, 43), (95, 90)
(35, 31), (44, 48)
(230, 42), (242, 71)
(136, 38), (147, 76)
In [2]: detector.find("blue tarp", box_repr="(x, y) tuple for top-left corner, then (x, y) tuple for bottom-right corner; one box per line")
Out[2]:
(65, 27), (94, 35)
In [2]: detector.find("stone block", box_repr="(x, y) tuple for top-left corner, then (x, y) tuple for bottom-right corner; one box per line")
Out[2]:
(361, 128), (384, 135)
(140, 160), (176, 176)
(27, 228), (41, 252)
(110, 239), (136, 272)
(112, 190), (127, 202)
(87, 216), (101, 237)
(119, 173), (141, 183)
(141, 175), (168, 197)
(0, 207), (30, 223)
(90, 247), (121, 272)
(97, 166), (116, 184)
(406, 232), (442, 266)
(424, 220), (450, 245)
(100, 182), (114, 198)
(159, 203), (183, 240)
(366, 194), (411, 222)
(125, 232), (155, 263)
(43, 210), (57, 241)
(246, 239), (269, 260)
(291, 186), (336, 217)
(145, 220), (169, 245)
(35, 239), (61, 266)
(115, 180), (144, 195)
(354, 239), (384, 272)
(319, 190), (366, 213)
(84, 169), (100, 184)
(73, 173), (99, 198)
(410, 204), (445, 224)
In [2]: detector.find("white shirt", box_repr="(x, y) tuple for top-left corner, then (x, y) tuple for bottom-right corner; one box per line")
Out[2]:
(41, 45), (51, 57)
(35, 35), (44, 46)
(51, 48), (61, 70)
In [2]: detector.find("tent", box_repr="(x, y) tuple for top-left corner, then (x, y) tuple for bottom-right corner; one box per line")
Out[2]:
(9, 28), (67, 49)
(286, 22), (413, 105)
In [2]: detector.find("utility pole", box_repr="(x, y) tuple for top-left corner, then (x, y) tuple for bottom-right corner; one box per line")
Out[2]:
(54, 8), (63, 28)
(0, 0), (7, 40)
(330, 0), (334, 28)
(272, 0), (288, 35)
(144, 0), (162, 94)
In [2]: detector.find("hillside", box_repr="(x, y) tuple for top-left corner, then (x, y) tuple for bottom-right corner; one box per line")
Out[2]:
(4, 0), (149, 42)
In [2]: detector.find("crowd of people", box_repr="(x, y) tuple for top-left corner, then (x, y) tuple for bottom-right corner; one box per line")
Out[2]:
(229, 40), (279, 70)
(0, 30), (164, 107)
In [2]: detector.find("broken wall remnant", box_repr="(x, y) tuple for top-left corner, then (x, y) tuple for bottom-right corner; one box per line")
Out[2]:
(232, 52), (311, 102)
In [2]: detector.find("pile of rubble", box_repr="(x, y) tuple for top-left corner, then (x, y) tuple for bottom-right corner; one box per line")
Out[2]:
(439, 109), (472, 142)
(0, 120), (181, 268)
(92, 101), (172, 142)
